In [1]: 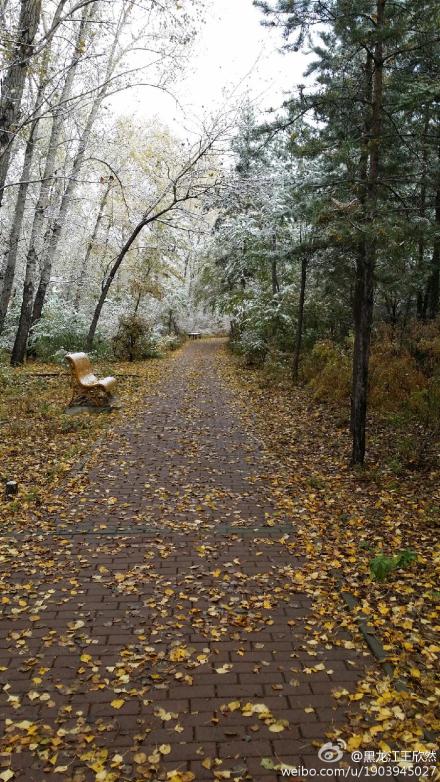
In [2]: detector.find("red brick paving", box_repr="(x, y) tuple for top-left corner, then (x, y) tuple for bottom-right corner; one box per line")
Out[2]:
(0, 340), (376, 781)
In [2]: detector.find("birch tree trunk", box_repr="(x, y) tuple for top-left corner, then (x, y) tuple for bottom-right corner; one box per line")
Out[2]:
(31, 4), (132, 325)
(0, 121), (37, 333)
(0, 0), (10, 27)
(0, 0), (42, 208)
(11, 5), (91, 365)
(0, 35), (53, 332)
(30, 168), (67, 324)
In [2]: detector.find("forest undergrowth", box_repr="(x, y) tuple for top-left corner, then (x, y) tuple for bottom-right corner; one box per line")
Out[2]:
(219, 344), (439, 755)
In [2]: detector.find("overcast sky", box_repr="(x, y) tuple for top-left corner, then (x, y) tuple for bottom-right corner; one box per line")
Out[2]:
(112, 0), (309, 133)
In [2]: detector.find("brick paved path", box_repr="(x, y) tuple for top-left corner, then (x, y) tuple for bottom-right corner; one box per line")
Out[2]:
(0, 340), (375, 781)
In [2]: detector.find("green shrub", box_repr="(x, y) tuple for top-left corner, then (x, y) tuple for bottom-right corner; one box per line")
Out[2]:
(370, 549), (417, 581)
(234, 329), (268, 366)
(159, 334), (185, 352)
(30, 328), (87, 360)
(228, 290), (294, 367)
(89, 338), (115, 361)
(112, 315), (160, 361)
(29, 297), (91, 361)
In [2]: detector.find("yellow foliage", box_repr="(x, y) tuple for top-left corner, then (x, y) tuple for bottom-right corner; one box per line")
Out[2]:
(369, 326), (425, 410)
(303, 321), (440, 412)
(303, 340), (351, 401)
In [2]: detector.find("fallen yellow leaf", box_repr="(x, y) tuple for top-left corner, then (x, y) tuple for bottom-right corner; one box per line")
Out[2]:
(110, 699), (125, 710)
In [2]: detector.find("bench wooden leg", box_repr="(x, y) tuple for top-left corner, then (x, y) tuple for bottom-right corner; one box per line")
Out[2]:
(68, 385), (115, 410)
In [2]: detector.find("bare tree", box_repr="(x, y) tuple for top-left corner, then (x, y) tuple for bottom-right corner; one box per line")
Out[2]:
(29, 1), (134, 332)
(86, 133), (223, 348)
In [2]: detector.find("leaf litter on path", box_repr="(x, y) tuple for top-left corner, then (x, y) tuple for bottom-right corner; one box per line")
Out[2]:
(0, 341), (437, 781)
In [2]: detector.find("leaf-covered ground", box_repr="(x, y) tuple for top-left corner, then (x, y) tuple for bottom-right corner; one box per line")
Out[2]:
(0, 340), (438, 782)
(0, 356), (173, 530)
(219, 349), (439, 756)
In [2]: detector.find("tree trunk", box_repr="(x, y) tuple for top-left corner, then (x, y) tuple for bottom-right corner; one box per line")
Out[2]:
(86, 190), (193, 349)
(351, 247), (374, 462)
(87, 221), (147, 349)
(30, 5), (94, 328)
(0, 28), (56, 334)
(133, 292), (142, 316)
(271, 234), (279, 294)
(10, 248), (38, 365)
(30, 169), (67, 325)
(36, 95), (103, 319)
(35, 4), (129, 320)
(416, 111), (430, 320)
(0, 121), (37, 333)
(0, 0), (42, 208)
(11, 7), (91, 363)
(351, 0), (385, 466)
(426, 132), (440, 319)
(292, 255), (307, 382)
(166, 309), (179, 335)
(0, 0), (10, 28)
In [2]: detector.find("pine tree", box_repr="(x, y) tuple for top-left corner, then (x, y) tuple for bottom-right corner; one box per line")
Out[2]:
(254, 0), (440, 464)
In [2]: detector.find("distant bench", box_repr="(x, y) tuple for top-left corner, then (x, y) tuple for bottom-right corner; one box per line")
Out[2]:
(65, 352), (117, 410)
(188, 332), (202, 340)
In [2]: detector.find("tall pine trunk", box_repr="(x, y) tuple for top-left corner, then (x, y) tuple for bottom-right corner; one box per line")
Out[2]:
(416, 111), (430, 319)
(426, 131), (440, 319)
(351, 0), (385, 466)
(292, 254), (307, 382)
(351, 245), (374, 460)
(271, 234), (279, 294)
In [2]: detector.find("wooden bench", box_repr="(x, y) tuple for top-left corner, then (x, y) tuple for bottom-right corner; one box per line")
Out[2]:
(65, 352), (117, 410)
(188, 332), (202, 340)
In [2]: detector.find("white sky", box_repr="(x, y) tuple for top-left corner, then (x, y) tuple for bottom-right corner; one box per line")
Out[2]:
(112, 0), (309, 133)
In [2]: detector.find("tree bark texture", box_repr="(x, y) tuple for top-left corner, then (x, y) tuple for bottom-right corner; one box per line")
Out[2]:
(351, 0), (385, 466)
(292, 254), (307, 382)
(0, 0), (42, 207)
(11, 6), (90, 363)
